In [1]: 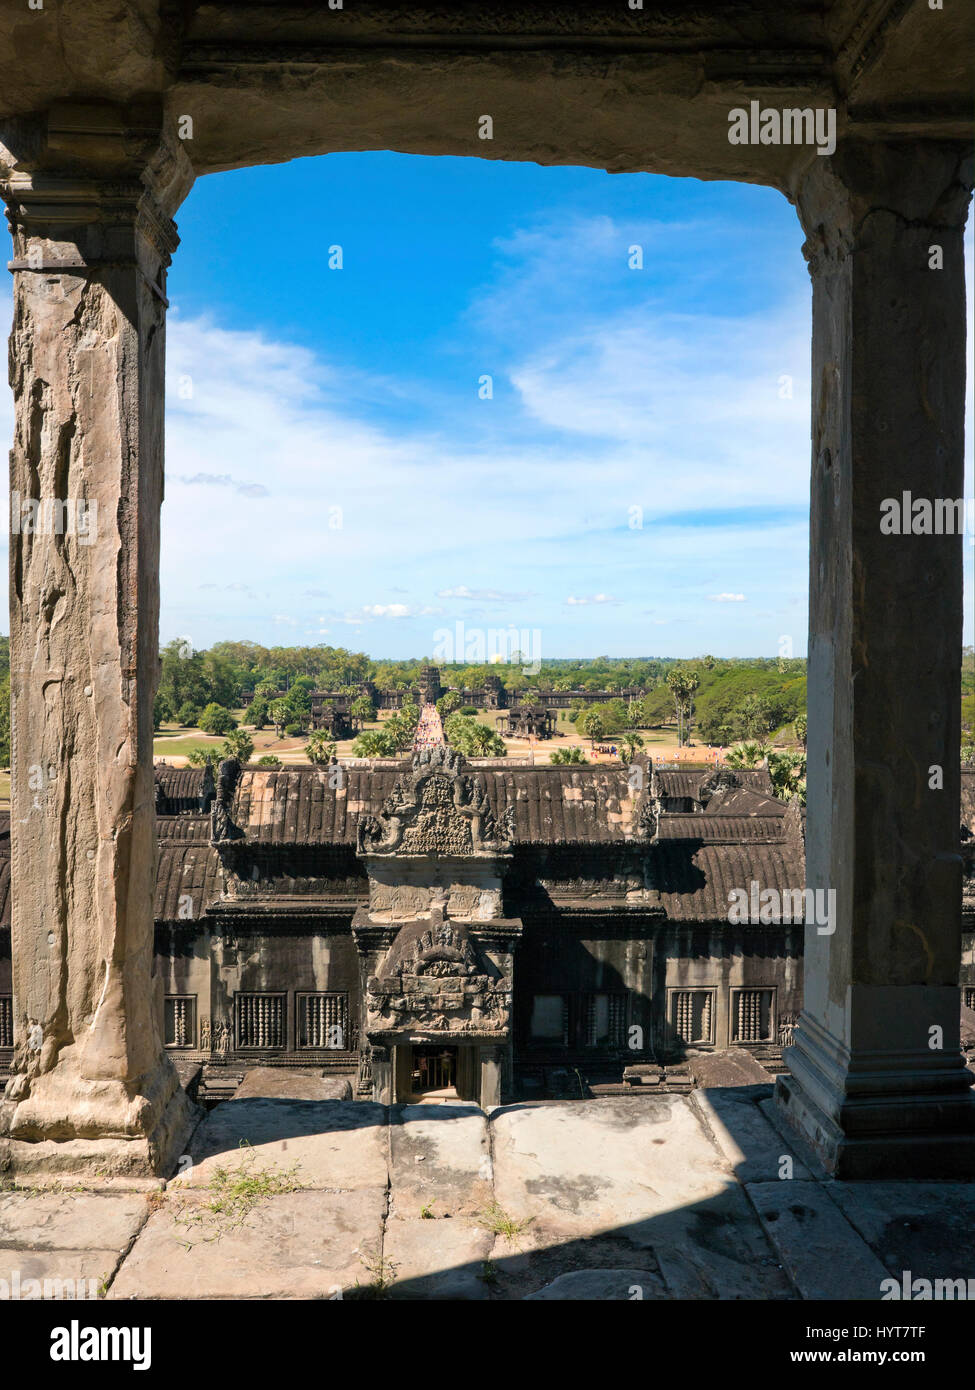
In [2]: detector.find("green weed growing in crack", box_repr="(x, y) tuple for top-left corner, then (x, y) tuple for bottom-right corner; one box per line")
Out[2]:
(477, 1201), (534, 1242)
(173, 1140), (302, 1246)
(348, 1243), (399, 1299)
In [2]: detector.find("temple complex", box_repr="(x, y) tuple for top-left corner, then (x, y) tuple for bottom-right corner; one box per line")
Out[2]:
(5, 750), (970, 1114)
(243, 666), (647, 733)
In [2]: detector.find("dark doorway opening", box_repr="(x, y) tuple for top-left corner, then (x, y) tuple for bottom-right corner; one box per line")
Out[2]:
(411, 1046), (457, 1095)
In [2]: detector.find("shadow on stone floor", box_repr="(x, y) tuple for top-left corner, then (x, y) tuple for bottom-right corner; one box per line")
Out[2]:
(7, 1089), (975, 1300)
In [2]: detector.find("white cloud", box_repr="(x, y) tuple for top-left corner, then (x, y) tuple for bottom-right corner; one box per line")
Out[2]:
(359, 604), (413, 619)
(709, 593), (746, 603)
(437, 585), (530, 602)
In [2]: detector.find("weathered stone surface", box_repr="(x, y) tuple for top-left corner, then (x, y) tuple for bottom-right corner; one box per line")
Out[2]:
(0, 1191), (147, 1251)
(232, 1069), (352, 1102)
(108, 1188), (386, 1300)
(0, 1248), (119, 1297)
(491, 1097), (729, 1237)
(689, 1051), (773, 1089)
(0, 108), (196, 1176)
(524, 1269), (661, 1300)
(388, 1104), (492, 1218)
(490, 1097), (792, 1299)
(746, 1182), (891, 1300)
(0, 1130), (192, 1185)
(777, 140), (975, 1177)
(384, 1217), (494, 1299)
(693, 1087), (812, 1183)
(173, 1099), (388, 1191)
(826, 1181), (975, 1284)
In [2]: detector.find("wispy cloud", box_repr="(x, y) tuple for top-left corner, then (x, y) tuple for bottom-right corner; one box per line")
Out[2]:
(180, 472), (269, 498)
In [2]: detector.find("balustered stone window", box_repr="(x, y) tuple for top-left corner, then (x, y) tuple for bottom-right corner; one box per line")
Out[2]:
(235, 992), (286, 1050)
(297, 992), (349, 1050)
(584, 992), (626, 1048)
(163, 995), (196, 1049)
(965, 987), (975, 1012)
(0, 995), (13, 1049)
(669, 988), (714, 1046)
(731, 988), (775, 1044)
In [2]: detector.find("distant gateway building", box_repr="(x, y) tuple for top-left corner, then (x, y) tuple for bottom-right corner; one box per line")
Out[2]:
(242, 665), (646, 733)
(1, 755), (973, 1106)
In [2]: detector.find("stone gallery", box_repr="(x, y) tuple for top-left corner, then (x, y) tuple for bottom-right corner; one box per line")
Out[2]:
(5, 745), (971, 1119)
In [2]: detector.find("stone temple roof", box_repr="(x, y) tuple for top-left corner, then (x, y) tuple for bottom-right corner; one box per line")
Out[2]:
(0, 769), (969, 928)
(228, 763), (643, 847)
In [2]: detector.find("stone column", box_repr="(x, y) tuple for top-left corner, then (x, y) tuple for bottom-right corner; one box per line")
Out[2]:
(776, 140), (975, 1176)
(371, 1046), (393, 1105)
(0, 105), (197, 1177)
(479, 1047), (502, 1110)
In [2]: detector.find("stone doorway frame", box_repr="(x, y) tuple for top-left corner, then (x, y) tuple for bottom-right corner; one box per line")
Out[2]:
(0, 7), (972, 1178)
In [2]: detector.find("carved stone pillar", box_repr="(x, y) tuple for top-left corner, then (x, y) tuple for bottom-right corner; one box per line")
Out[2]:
(0, 105), (197, 1176)
(776, 140), (975, 1176)
(371, 1046), (393, 1105)
(478, 1047), (502, 1110)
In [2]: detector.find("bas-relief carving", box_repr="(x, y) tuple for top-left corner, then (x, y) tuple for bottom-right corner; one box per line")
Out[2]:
(211, 758), (244, 843)
(367, 878), (502, 922)
(365, 918), (511, 1038)
(357, 744), (514, 857)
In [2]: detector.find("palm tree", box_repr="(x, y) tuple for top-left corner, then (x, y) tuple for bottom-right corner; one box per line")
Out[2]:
(725, 740), (770, 769)
(550, 746), (586, 765)
(619, 731), (645, 765)
(769, 750), (807, 803)
(305, 730), (337, 765)
(582, 710), (605, 750)
(666, 668), (701, 746)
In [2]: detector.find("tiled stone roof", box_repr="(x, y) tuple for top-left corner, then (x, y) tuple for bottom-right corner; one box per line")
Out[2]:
(229, 764), (641, 846)
(651, 841), (808, 922)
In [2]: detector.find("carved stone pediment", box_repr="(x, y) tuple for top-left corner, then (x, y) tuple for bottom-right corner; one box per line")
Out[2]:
(364, 917), (511, 1038)
(357, 744), (513, 857)
(697, 768), (742, 806)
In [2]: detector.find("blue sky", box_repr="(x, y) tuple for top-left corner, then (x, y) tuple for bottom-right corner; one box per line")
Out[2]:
(2, 152), (973, 657)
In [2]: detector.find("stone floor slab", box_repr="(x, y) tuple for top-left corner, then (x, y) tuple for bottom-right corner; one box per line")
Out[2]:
(746, 1181), (891, 1300)
(108, 1188), (387, 1299)
(174, 1099), (388, 1192)
(826, 1181), (975, 1286)
(233, 1069), (353, 1101)
(694, 1088), (812, 1183)
(0, 1191), (147, 1252)
(490, 1096), (731, 1237)
(524, 1268), (662, 1300)
(0, 1248), (119, 1298)
(388, 1104), (492, 1218)
(384, 1216), (494, 1299)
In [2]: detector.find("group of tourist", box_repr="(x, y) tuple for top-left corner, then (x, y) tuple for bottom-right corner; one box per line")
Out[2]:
(412, 703), (446, 752)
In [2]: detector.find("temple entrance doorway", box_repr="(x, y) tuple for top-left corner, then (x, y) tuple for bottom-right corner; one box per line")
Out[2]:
(397, 1044), (480, 1103)
(412, 1045), (456, 1095)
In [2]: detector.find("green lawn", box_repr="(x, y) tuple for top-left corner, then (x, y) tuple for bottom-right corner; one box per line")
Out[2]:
(152, 735), (227, 760)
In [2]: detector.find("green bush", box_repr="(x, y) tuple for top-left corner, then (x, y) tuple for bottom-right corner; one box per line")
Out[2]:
(198, 702), (237, 736)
